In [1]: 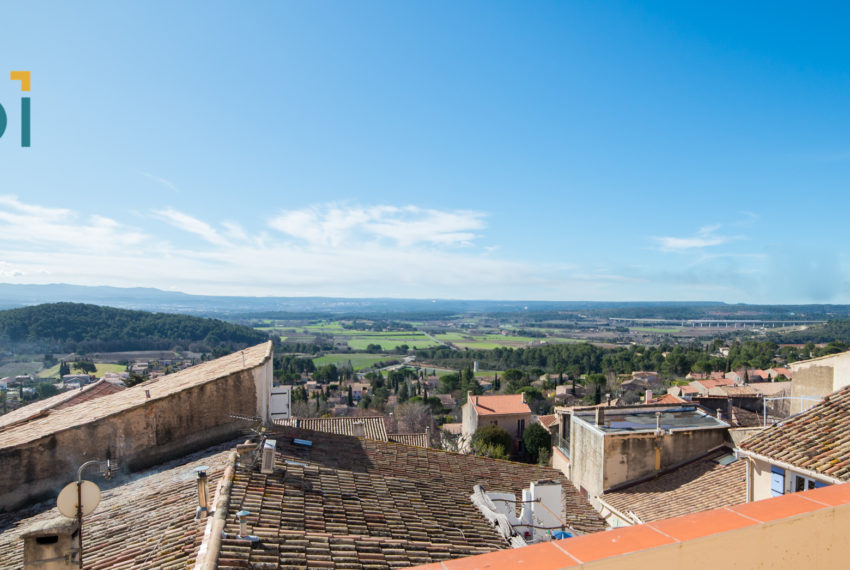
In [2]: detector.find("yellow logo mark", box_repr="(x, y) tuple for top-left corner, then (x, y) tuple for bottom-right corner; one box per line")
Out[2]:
(10, 71), (30, 92)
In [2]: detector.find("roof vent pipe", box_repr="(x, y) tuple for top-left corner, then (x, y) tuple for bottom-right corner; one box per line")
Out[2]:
(716, 409), (722, 420)
(193, 466), (210, 519)
(145, 390), (151, 399)
(655, 411), (662, 434)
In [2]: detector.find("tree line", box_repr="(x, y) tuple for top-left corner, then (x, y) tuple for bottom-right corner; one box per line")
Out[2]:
(0, 302), (268, 352)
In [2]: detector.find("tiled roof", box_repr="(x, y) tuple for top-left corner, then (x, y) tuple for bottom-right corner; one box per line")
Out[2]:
(216, 426), (605, 568)
(409, 482), (850, 569)
(470, 394), (531, 416)
(0, 379), (124, 432)
(0, 342), (272, 451)
(740, 385), (850, 480)
(441, 422), (462, 435)
(707, 385), (760, 397)
(652, 393), (686, 404)
(0, 442), (235, 568)
(387, 432), (430, 447)
(536, 414), (558, 429)
(274, 416), (389, 441)
(601, 447), (746, 523)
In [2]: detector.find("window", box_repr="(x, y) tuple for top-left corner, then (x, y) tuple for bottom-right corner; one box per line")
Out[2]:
(517, 419), (525, 436)
(770, 466), (785, 497)
(793, 474), (827, 493)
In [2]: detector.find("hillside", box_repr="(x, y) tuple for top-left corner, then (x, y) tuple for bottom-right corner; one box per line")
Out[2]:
(0, 302), (268, 352)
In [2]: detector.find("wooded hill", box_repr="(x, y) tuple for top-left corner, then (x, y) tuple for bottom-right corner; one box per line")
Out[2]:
(0, 303), (268, 353)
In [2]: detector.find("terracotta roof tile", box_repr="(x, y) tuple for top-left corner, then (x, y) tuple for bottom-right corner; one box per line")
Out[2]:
(0, 379), (124, 433)
(274, 416), (389, 441)
(387, 433), (430, 448)
(470, 394), (531, 416)
(0, 443), (235, 568)
(601, 447), (746, 522)
(217, 425), (605, 567)
(740, 385), (850, 480)
(0, 342), (272, 451)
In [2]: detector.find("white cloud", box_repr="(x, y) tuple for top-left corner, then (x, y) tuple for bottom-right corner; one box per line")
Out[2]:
(153, 207), (232, 247)
(142, 172), (179, 193)
(269, 204), (485, 247)
(653, 224), (731, 252)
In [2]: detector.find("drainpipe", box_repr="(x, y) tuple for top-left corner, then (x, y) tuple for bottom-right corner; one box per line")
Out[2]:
(654, 411), (662, 471)
(745, 457), (752, 503)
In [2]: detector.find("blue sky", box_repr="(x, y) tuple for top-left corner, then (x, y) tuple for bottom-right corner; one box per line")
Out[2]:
(0, 2), (848, 302)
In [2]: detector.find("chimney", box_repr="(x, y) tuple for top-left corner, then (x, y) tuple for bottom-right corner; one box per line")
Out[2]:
(645, 389), (653, 404)
(655, 411), (662, 433)
(595, 406), (605, 426)
(194, 466), (210, 519)
(352, 421), (366, 438)
(22, 518), (79, 570)
(716, 409), (723, 420)
(145, 390), (151, 399)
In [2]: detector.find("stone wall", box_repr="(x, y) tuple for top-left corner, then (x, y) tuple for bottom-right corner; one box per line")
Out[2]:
(0, 356), (272, 512)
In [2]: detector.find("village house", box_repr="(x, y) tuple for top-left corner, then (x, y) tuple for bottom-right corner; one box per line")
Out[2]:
(461, 392), (532, 451)
(738, 384), (850, 501)
(553, 403), (730, 510)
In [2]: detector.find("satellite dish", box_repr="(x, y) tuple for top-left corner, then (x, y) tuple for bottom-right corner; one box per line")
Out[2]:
(57, 480), (101, 518)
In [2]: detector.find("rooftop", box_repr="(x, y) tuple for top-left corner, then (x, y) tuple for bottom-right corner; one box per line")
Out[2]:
(0, 424), (606, 568)
(274, 415), (389, 441)
(469, 394), (531, 416)
(410, 482), (850, 569)
(573, 405), (729, 434)
(217, 426), (605, 567)
(740, 384), (850, 481)
(387, 432), (431, 448)
(0, 441), (236, 568)
(0, 379), (124, 433)
(601, 447), (746, 523)
(0, 342), (273, 451)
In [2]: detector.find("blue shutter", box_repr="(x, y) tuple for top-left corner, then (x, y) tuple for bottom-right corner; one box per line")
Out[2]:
(815, 480), (829, 489)
(770, 466), (785, 497)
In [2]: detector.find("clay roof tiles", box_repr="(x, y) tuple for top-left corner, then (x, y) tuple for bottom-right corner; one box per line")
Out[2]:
(0, 443), (235, 568)
(470, 394), (531, 416)
(740, 385), (850, 481)
(217, 425), (605, 567)
(0, 342), (272, 450)
(387, 432), (430, 448)
(602, 447), (746, 523)
(274, 416), (389, 441)
(0, 379), (126, 433)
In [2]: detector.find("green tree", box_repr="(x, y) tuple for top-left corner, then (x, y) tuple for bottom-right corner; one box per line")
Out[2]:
(58, 361), (70, 377)
(35, 382), (59, 399)
(347, 385), (353, 406)
(522, 423), (552, 464)
(471, 425), (513, 459)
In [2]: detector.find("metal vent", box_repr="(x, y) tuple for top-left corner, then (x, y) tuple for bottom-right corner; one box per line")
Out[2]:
(260, 439), (276, 474)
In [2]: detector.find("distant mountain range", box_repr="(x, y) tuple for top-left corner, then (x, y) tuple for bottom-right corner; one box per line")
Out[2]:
(0, 283), (848, 321)
(0, 283), (725, 317)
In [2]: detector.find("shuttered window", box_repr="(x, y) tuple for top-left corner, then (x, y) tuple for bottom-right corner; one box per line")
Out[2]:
(770, 465), (785, 497)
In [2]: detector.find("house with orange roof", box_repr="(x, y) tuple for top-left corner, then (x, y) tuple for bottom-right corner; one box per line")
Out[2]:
(461, 392), (532, 449)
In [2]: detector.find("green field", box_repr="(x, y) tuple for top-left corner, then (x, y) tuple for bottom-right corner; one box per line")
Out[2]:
(40, 362), (128, 378)
(345, 333), (440, 351)
(312, 353), (393, 371)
